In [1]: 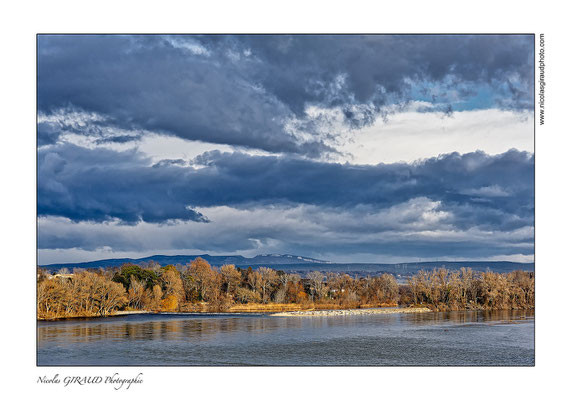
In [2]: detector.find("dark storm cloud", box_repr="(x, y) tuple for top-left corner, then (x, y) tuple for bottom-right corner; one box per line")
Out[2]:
(37, 122), (61, 146)
(189, 149), (534, 228)
(37, 145), (209, 224)
(38, 144), (533, 232)
(38, 35), (533, 156)
(37, 35), (329, 156)
(220, 35), (533, 113)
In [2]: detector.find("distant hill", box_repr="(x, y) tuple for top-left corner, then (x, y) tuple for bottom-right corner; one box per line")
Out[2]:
(39, 254), (534, 276)
(40, 253), (329, 270)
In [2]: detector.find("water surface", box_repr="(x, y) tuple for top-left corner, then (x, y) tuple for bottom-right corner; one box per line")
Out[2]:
(37, 310), (534, 366)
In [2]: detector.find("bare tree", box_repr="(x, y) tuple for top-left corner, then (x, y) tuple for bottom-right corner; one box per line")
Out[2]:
(307, 271), (325, 301)
(128, 276), (147, 310)
(258, 267), (279, 303)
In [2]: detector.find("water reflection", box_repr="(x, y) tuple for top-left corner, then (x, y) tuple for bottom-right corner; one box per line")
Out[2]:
(38, 310), (533, 345)
(39, 314), (308, 345)
(403, 309), (534, 326)
(38, 310), (534, 366)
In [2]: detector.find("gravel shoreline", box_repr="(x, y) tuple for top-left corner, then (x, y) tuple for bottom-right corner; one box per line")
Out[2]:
(113, 310), (151, 316)
(271, 307), (432, 317)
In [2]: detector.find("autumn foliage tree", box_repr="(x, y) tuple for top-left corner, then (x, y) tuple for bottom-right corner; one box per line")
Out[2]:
(220, 264), (242, 297)
(38, 271), (127, 318)
(161, 267), (185, 305)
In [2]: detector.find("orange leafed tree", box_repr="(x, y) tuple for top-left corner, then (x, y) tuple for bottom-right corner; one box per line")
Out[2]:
(161, 295), (179, 312)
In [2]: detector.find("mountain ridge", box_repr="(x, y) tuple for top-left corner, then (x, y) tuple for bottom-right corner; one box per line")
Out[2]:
(39, 253), (330, 270)
(39, 253), (534, 275)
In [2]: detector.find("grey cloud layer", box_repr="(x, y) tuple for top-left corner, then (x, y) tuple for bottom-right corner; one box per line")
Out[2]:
(38, 35), (533, 157)
(38, 144), (533, 234)
(38, 203), (532, 259)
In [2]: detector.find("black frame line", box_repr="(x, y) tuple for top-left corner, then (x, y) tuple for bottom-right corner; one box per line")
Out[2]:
(36, 32), (536, 368)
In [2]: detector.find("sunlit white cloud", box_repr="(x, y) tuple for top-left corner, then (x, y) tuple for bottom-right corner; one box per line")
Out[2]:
(337, 108), (533, 164)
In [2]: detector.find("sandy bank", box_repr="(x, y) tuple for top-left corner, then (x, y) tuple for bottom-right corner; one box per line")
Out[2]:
(113, 310), (151, 316)
(271, 307), (432, 317)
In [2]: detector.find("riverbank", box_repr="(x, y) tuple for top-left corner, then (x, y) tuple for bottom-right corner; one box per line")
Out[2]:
(226, 302), (398, 313)
(37, 310), (150, 321)
(113, 310), (151, 316)
(271, 307), (432, 317)
(37, 305), (425, 320)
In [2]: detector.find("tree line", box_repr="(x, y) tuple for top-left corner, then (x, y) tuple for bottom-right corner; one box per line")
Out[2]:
(37, 257), (534, 319)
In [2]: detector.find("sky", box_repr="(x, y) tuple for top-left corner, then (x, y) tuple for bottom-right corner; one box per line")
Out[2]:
(37, 34), (534, 265)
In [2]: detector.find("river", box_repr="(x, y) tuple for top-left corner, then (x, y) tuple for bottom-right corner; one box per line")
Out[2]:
(37, 309), (534, 366)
